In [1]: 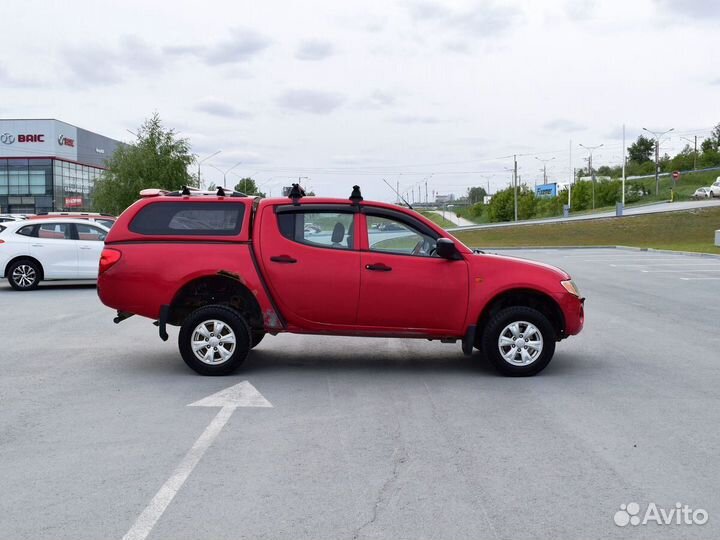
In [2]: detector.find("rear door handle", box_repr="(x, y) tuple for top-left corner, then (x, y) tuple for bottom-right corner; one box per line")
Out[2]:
(270, 255), (297, 264)
(365, 263), (392, 272)
(80, 246), (91, 250)
(32, 244), (43, 247)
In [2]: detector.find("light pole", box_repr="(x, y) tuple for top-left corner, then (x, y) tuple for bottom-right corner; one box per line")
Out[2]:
(197, 150), (222, 189)
(208, 160), (243, 188)
(643, 127), (674, 197)
(579, 144), (603, 209)
(680, 135), (698, 170)
(535, 157), (555, 185)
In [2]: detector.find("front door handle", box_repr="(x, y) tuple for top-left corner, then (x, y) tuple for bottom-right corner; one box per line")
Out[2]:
(270, 255), (297, 264)
(365, 263), (392, 272)
(32, 244), (44, 247)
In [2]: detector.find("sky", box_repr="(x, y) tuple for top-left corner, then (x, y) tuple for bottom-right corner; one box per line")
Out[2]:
(2, 0), (719, 201)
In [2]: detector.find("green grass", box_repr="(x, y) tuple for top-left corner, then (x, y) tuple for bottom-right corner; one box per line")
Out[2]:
(453, 207), (720, 254)
(628, 169), (718, 203)
(420, 211), (457, 228)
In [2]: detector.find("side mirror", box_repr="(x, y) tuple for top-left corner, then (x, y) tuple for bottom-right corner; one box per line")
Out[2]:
(436, 237), (462, 260)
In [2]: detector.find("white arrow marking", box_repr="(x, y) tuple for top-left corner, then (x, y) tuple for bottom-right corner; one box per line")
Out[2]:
(122, 381), (272, 540)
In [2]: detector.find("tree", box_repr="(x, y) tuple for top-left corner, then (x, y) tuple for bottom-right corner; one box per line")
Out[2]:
(92, 114), (195, 214)
(467, 186), (487, 204)
(233, 178), (266, 197)
(627, 135), (655, 164)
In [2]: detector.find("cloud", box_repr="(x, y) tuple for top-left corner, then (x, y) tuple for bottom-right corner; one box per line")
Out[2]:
(195, 98), (252, 119)
(296, 40), (335, 61)
(544, 119), (586, 132)
(0, 64), (43, 88)
(710, 77), (720, 85)
(202, 31), (271, 65)
(161, 29), (271, 66)
(565, 0), (597, 21)
(277, 89), (345, 114)
(356, 90), (397, 109)
(654, 0), (720, 19)
(391, 114), (441, 124)
(63, 47), (123, 86)
(407, 1), (521, 38)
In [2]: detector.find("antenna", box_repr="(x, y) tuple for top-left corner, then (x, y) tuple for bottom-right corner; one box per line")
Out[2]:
(382, 178), (413, 209)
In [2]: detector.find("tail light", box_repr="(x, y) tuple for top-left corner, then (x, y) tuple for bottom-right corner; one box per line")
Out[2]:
(99, 248), (121, 274)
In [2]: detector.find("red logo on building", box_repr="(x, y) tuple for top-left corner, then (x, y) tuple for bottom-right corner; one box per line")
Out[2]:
(58, 135), (75, 147)
(17, 134), (45, 143)
(64, 197), (84, 208)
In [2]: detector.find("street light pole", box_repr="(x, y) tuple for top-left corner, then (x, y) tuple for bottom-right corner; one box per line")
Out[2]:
(209, 160), (243, 189)
(197, 150), (221, 189)
(579, 143), (603, 210)
(513, 154), (518, 222)
(643, 127), (674, 197)
(680, 135), (698, 170)
(535, 156), (555, 185)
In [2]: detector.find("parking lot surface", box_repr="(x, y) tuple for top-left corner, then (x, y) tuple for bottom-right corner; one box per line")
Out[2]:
(1, 248), (719, 539)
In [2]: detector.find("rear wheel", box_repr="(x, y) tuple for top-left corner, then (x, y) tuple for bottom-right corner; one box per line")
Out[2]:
(8, 259), (41, 291)
(178, 305), (251, 376)
(481, 306), (556, 376)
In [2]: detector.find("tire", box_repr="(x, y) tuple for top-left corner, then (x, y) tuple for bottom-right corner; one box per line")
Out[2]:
(251, 331), (266, 349)
(178, 305), (251, 376)
(8, 259), (41, 291)
(481, 306), (556, 377)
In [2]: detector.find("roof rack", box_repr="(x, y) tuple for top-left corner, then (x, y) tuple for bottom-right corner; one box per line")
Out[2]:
(139, 186), (248, 198)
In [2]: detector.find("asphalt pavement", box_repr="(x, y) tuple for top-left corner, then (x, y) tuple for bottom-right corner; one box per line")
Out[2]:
(1, 248), (719, 539)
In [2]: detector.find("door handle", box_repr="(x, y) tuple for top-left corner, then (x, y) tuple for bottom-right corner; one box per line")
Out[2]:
(365, 263), (392, 272)
(270, 255), (297, 264)
(80, 246), (92, 250)
(32, 244), (43, 247)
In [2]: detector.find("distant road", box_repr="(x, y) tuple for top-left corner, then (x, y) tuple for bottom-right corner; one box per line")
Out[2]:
(427, 210), (476, 227)
(447, 198), (720, 231)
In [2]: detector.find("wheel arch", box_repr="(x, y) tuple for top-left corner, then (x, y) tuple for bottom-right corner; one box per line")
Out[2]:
(168, 274), (264, 332)
(4, 256), (44, 280)
(476, 288), (565, 342)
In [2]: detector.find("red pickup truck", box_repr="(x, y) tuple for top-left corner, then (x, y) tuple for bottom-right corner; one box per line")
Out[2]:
(98, 186), (584, 376)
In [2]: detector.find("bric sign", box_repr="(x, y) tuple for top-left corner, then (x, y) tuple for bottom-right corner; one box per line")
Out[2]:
(614, 502), (708, 527)
(0, 132), (45, 144)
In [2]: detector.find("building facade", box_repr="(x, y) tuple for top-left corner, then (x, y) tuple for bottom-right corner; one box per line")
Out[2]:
(0, 119), (122, 214)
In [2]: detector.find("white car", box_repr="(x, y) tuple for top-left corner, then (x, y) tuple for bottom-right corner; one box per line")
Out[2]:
(0, 218), (109, 290)
(692, 187), (712, 199)
(709, 178), (720, 198)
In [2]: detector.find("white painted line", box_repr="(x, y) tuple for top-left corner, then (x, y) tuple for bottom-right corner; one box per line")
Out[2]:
(680, 277), (720, 280)
(611, 262), (720, 267)
(122, 382), (272, 540)
(640, 269), (720, 273)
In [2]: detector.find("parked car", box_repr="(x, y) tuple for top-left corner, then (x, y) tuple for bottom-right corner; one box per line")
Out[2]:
(692, 187), (712, 199)
(0, 215), (24, 223)
(0, 218), (109, 290)
(98, 186), (585, 377)
(29, 212), (116, 229)
(709, 179), (720, 198)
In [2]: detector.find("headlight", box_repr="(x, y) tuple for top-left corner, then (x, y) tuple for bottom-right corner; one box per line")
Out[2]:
(561, 279), (580, 297)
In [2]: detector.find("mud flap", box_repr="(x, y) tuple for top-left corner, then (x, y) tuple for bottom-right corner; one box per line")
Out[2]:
(462, 325), (476, 356)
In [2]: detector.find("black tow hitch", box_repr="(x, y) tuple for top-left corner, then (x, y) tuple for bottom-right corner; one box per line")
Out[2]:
(113, 311), (135, 324)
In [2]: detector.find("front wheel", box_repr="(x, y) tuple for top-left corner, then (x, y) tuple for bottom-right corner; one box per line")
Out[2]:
(178, 305), (251, 376)
(8, 259), (41, 291)
(481, 306), (556, 376)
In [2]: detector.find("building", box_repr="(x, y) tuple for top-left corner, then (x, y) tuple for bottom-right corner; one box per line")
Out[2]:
(0, 119), (122, 214)
(435, 193), (455, 205)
